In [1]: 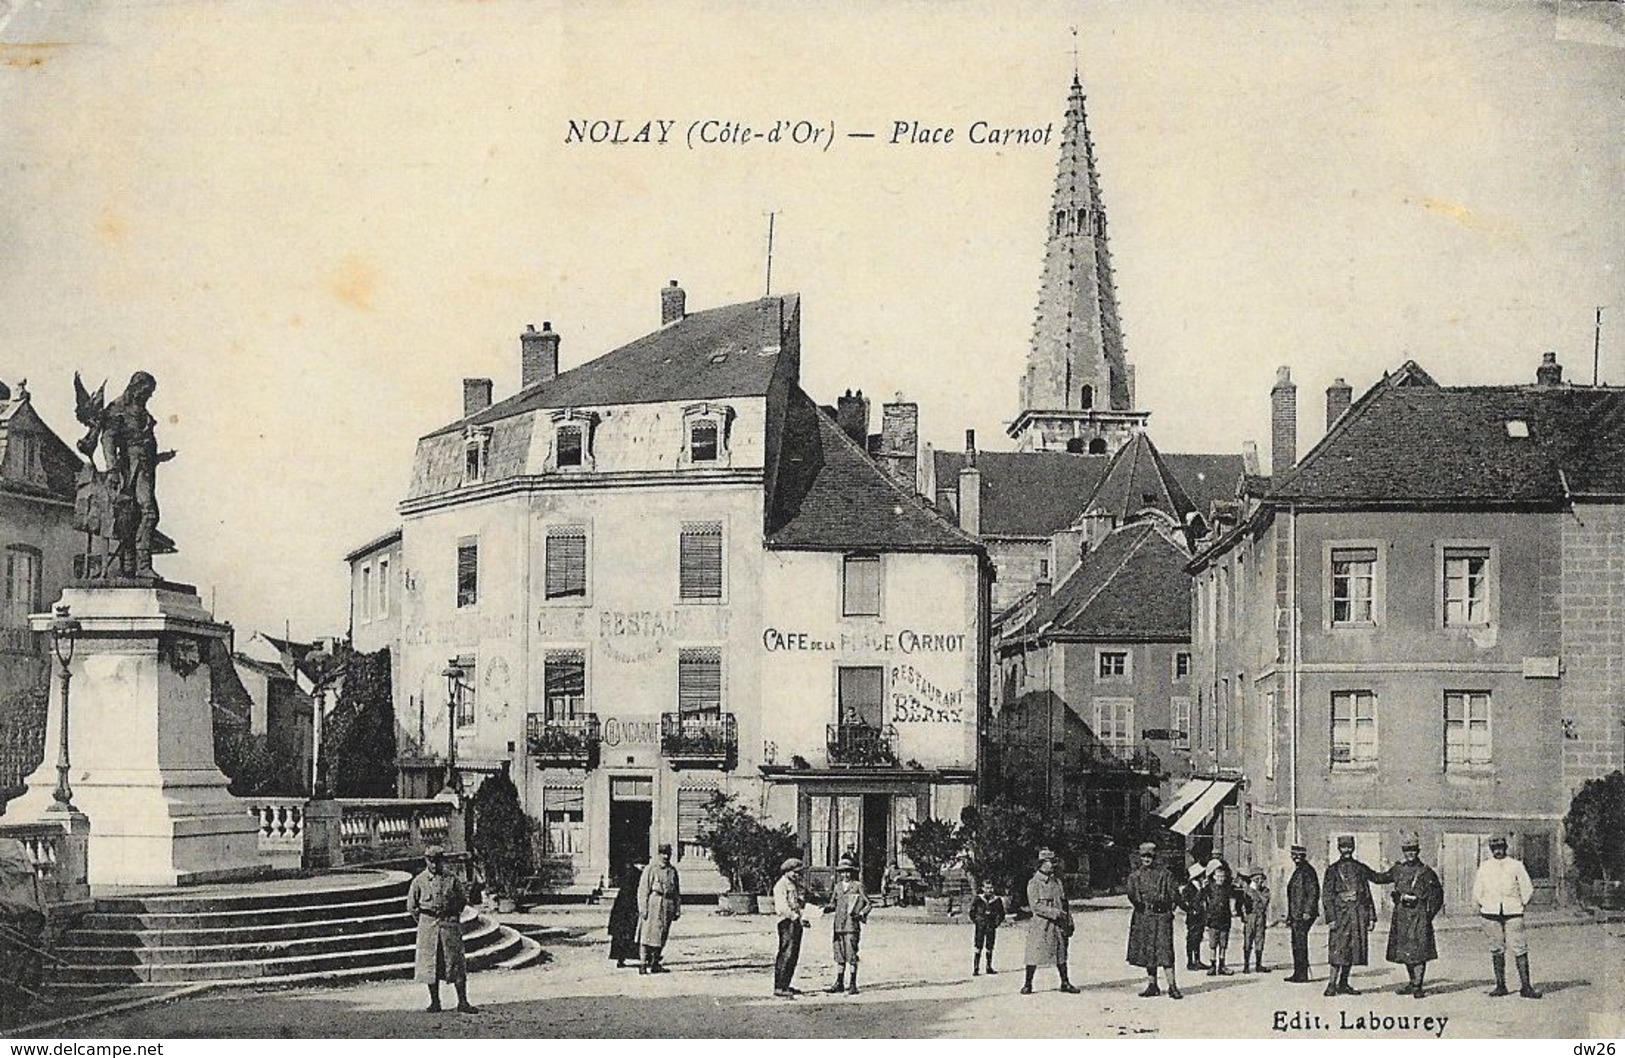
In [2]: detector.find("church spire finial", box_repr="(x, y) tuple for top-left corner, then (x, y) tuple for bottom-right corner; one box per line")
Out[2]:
(1070, 25), (1080, 85)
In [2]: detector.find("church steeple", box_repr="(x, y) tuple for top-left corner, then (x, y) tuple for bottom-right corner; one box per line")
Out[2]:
(1010, 74), (1148, 454)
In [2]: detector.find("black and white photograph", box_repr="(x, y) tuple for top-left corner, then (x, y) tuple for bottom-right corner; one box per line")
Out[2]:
(0, 0), (1621, 1043)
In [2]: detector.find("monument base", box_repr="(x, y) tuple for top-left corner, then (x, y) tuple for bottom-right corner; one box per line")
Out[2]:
(16, 585), (263, 887)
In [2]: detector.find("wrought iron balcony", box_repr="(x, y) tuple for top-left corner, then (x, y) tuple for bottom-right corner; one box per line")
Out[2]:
(1081, 743), (1162, 776)
(826, 723), (899, 768)
(526, 713), (600, 769)
(661, 712), (737, 768)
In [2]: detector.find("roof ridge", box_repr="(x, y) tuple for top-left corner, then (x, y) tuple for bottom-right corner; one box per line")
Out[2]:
(801, 390), (983, 549)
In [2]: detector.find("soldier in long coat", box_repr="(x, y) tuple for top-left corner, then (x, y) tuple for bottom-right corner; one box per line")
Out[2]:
(1383, 832), (1444, 998)
(1021, 848), (1079, 994)
(408, 846), (476, 1014)
(1321, 835), (1393, 996)
(636, 844), (681, 974)
(607, 862), (643, 967)
(1125, 843), (1182, 999)
(1284, 844), (1320, 983)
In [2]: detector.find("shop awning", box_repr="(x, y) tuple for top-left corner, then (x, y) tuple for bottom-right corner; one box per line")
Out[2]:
(1155, 779), (1212, 820)
(1169, 780), (1238, 836)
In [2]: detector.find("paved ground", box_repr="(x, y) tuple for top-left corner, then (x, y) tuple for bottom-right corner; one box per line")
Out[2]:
(36, 901), (1625, 1039)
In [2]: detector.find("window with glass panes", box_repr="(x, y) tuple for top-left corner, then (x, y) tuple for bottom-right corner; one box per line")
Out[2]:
(1331, 548), (1376, 624)
(679, 522), (723, 600)
(545, 527), (587, 600)
(810, 794), (860, 868)
(1171, 696), (1192, 749)
(1331, 690), (1377, 766)
(677, 648), (721, 717)
(1443, 548), (1490, 626)
(837, 666), (883, 726)
(842, 554), (881, 616)
(688, 420), (719, 462)
(454, 656), (477, 727)
(556, 425), (584, 467)
(542, 786), (584, 855)
(544, 651), (585, 721)
(1444, 691), (1491, 767)
(456, 538), (478, 608)
(1094, 697), (1135, 753)
(1098, 650), (1129, 680)
(2, 546), (40, 630)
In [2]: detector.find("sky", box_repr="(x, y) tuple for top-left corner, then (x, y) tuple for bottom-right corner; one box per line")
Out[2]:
(0, 0), (1621, 639)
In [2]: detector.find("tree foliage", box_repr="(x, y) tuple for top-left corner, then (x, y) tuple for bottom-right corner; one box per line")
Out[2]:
(959, 800), (1060, 894)
(900, 817), (964, 895)
(696, 791), (800, 894)
(321, 646), (397, 798)
(216, 729), (306, 797)
(1564, 769), (1625, 881)
(471, 768), (532, 896)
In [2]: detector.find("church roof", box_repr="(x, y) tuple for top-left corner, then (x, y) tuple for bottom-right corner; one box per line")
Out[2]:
(425, 295), (795, 438)
(1079, 432), (1196, 525)
(1007, 522), (1191, 642)
(768, 391), (983, 554)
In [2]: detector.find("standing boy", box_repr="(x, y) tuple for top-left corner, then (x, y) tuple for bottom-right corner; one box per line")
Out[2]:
(826, 856), (872, 995)
(772, 858), (808, 998)
(1241, 870), (1271, 973)
(970, 879), (1007, 976)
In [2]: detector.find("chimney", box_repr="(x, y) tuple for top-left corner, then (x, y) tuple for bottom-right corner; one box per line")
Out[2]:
(1271, 366), (1297, 475)
(521, 322), (560, 389)
(1241, 440), (1261, 476)
(835, 389), (871, 447)
(1326, 377), (1353, 432)
(958, 430), (981, 536)
(878, 393), (919, 494)
(462, 378), (493, 417)
(661, 279), (687, 325)
(1536, 351), (1563, 387)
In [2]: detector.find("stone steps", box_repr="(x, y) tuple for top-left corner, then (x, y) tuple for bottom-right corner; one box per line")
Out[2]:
(42, 869), (543, 997)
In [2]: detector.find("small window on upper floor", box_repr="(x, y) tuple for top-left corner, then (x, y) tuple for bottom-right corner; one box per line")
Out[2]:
(681, 404), (734, 468)
(689, 420), (719, 463)
(1443, 546), (1493, 628)
(462, 426), (491, 485)
(1174, 652), (1192, 680)
(842, 554), (881, 617)
(1080, 385), (1093, 410)
(377, 557), (390, 617)
(556, 425), (583, 468)
(548, 409), (599, 472)
(456, 537), (479, 608)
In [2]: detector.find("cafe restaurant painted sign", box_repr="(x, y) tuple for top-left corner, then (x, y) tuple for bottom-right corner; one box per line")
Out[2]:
(760, 627), (968, 655)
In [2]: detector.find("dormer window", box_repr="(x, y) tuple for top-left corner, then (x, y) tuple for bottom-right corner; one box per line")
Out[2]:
(1505, 420), (1529, 438)
(680, 403), (734, 468)
(548, 409), (599, 471)
(462, 426), (492, 485)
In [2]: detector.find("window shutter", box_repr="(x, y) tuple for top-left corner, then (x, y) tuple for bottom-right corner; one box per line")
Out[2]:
(837, 667), (884, 726)
(457, 539), (479, 607)
(545, 785), (584, 812)
(678, 648), (722, 715)
(679, 523), (723, 599)
(843, 555), (881, 616)
(545, 651), (585, 719)
(677, 787), (715, 845)
(546, 529), (587, 599)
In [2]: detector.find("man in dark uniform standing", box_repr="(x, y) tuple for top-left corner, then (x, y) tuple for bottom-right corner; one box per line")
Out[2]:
(1125, 843), (1182, 999)
(1284, 844), (1320, 983)
(1321, 835), (1392, 997)
(1383, 832), (1444, 998)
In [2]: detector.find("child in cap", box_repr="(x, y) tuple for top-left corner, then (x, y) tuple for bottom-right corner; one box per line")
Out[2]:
(970, 879), (1007, 976)
(1241, 870), (1271, 973)
(825, 855), (871, 995)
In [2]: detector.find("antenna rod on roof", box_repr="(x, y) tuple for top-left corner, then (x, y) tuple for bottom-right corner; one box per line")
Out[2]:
(764, 210), (778, 297)
(1595, 306), (1605, 386)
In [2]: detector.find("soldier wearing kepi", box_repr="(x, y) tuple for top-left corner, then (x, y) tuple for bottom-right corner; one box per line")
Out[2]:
(1283, 844), (1320, 983)
(636, 844), (681, 974)
(1124, 843), (1182, 999)
(825, 855), (872, 995)
(1383, 832), (1445, 998)
(1021, 848), (1079, 994)
(1473, 835), (1542, 999)
(1321, 835), (1392, 997)
(408, 846), (477, 1014)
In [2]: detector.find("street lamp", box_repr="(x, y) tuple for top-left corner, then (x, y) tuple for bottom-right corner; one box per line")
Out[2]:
(307, 647), (336, 799)
(442, 660), (465, 794)
(49, 604), (81, 812)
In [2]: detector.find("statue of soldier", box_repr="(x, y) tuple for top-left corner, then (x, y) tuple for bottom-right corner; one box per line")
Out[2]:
(76, 371), (175, 579)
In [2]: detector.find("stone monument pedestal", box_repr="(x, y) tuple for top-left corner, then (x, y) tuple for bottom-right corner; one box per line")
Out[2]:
(11, 583), (264, 887)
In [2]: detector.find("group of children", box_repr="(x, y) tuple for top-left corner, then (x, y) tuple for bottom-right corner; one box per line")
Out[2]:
(964, 860), (1273, 979)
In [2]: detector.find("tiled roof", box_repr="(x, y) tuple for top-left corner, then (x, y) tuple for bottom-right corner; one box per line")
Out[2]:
(1082, 433), (1197, 524)
(1270, 362), (1622, 503)
(1566, 391), (1625, 496)
(0, 395), (81, 503)
(344, 527), (402, 564)
(1012, 522), (1191, 641)
(933, 446), (1245, 538)
(426, 295), (796, 438)
(767, 391), (983, 554)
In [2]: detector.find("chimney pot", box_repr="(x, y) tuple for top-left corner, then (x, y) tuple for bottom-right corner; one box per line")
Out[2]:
(521, 321), (560, 389)
(835, 389), (871, 447)
(661, 280), (687, 325)
(1326, 376), (1353, 432)
(1271, 366), (1297, 475)
(877, 396), (920, 494)
(1536, 352), (1563, 386)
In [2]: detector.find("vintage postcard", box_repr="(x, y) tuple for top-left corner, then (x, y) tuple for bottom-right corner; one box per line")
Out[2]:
(0, 0), (1621, 1044)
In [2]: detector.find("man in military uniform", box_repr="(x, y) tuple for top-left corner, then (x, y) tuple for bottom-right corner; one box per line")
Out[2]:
(1022, 848), (1079, 994)
(408, 846), (477, 1014)
(1283, 844), (1319, 983)
(1125, 843), (1182, 999)
(636, 843), (681, 974)
(1383, 832), (1444, 998)
(1473, 835), (1542, 999)
(1321, 835), (1392, 997)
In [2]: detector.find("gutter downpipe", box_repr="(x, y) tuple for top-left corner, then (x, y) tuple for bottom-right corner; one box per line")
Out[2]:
(1288, 503), (1301, 848)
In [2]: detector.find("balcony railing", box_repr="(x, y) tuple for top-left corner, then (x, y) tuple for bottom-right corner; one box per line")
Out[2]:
(1081, 743), (1162, 776)
(661, 712), (737, 767)
(826, 723), (899, 768)
(527, 713), (600, 768)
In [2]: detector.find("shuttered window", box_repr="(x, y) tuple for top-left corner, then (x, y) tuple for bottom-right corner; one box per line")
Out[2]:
(456, 538), (478, 608)
(677, 787), (716, 860)
(545, 527), (587, 600)
(679, 522), (723, 600)
(689, 420), (719, 462)
(544, 651), (586, 720)
(842, 554), (881, 616)
(678, 648), (721, 717)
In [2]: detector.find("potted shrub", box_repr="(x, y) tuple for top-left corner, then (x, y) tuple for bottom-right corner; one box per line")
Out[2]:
(697, 791), (800, 914)
(1564, 769), (1625, 910)
(470, 767), (531, 913)
(901, 817), (964, 918)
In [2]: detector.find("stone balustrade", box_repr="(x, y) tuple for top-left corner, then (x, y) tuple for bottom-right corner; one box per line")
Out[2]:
(305, 798), (455, 868)
(244, 797), (306, 870)
(0, 815), (90, 904)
